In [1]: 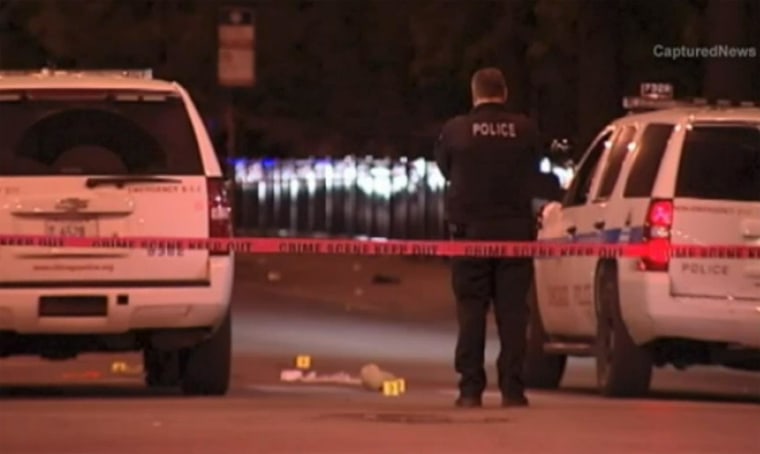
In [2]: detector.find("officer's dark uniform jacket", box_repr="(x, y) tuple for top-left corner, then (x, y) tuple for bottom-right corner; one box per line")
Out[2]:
(434, 102), (544, 232)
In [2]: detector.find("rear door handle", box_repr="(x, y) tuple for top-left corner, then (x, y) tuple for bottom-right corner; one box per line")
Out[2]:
(566, 226), (577, 236)
(593, 220), (605, 230)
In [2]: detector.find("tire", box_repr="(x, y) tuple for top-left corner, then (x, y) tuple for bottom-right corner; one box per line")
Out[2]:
(523, 282), (567, 389)
(595, 263), (652, 397)
(143, 349), (181, 388)
(180, 309), (232, 396)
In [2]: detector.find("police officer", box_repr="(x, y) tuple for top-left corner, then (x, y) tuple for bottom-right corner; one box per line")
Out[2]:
(434, 67), (546, 408)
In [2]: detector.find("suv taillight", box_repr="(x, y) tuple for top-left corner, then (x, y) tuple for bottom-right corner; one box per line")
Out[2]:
(207, 177), (232, 254)
(639, 199), (673, 271)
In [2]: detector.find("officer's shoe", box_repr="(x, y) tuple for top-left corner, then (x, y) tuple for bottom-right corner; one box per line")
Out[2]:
(501, 393), (529, 408)
(455, 395), (482, 408)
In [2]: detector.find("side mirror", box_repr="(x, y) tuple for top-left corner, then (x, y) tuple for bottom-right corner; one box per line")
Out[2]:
(535, 200), (562, 231)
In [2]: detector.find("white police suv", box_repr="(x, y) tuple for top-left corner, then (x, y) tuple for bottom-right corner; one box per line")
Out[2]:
(525, 84), (760, 397)
(0, 69), (234, 395)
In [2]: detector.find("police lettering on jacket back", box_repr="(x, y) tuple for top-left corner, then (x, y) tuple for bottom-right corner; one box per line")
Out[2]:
(472, 121), (517, 138)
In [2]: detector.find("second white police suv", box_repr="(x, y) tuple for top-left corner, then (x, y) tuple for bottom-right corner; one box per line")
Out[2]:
(525, 85), (760, 397)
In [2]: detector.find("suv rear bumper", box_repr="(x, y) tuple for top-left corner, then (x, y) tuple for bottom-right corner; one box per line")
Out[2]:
(619, 263), (760, 349)
(0, 257), (234, 335)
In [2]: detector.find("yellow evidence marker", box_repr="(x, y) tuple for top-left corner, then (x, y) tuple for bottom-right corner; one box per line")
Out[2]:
(111, 361), (127, 373)
(382, 378), (406, 397)
(110, 361), (143, 375)
(295, 355), (312, 370)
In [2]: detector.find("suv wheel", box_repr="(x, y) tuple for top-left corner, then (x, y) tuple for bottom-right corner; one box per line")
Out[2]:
(180, 309), (232, 396)
(523, 282), (567, 389)
(595, 263), (652, 397)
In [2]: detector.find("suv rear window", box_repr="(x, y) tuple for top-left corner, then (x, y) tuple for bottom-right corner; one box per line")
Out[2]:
(0, 89), (203, 176)
(624, 123), (674, 198)
(676, 125), (760, 202)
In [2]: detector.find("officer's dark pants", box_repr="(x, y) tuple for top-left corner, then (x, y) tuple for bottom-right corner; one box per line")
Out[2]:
(450, 219), (535, 399)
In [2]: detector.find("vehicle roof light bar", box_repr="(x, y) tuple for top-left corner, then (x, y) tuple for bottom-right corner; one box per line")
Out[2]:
(623, 82), (757, 112)
(624, 97), (758, 111)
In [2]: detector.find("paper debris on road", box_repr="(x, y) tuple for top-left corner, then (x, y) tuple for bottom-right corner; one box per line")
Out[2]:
(279, 368), (362, 386)
(279, 362), (405, 393)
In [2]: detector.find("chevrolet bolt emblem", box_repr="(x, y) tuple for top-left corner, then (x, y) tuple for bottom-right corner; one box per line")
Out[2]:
(55, 197), (89, 212)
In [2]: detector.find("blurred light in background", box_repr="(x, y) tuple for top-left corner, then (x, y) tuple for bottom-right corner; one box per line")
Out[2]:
(232, 155), (574, 239)
(541, 156), (575, 188)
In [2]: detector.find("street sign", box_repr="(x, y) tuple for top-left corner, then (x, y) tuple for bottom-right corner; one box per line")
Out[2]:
(218, 6), (255, 87)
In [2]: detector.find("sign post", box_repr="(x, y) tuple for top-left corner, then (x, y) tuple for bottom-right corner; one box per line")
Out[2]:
(217, 5), (255, 176)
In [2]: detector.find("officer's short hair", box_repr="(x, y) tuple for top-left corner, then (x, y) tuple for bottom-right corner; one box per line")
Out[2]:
(471, 67), (507, 100)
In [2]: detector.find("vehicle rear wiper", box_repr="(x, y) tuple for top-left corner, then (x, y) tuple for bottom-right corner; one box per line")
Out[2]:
(85, 176), (182, 189)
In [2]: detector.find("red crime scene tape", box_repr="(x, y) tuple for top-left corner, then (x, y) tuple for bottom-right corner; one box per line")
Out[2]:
(1, 234), (759, 259)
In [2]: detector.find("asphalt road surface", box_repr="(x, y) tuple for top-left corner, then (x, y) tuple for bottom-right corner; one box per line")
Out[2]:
(1, 257), (759, 454)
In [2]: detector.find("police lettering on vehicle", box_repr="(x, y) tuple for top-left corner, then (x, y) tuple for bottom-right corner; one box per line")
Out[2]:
(472, 122), (517, 138)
